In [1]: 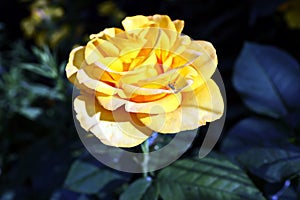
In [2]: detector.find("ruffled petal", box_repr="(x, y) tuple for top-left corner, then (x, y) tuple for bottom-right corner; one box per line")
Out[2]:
(173, 20), (184, 33)
(89, 28), (124, 39)
(85, 38), (119, 64)
(74, 95), (151, 147)
(125, 93), (182, 114)
(190, 40), (218, 80)
(65, 46), (86, 83)
(119, 83), (172, 98)
(122, 15), (152, 31)
(76, 68), (119, 95)
(149, 15), (177, 31)
(122, 15), (184, 34)
(137, 79), (224, 133)
(96, 94), (127, 111)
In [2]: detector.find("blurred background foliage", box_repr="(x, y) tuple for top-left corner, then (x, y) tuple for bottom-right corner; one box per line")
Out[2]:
(0, 0), (300, 199)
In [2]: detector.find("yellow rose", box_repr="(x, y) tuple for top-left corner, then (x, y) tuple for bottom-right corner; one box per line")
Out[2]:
(66, 14), (224, 147)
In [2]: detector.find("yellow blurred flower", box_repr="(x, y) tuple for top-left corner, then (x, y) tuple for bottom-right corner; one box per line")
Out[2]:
(66, 15), (224, 147)
(97, 0), (126, 22)
(279, 0), (300, 29)
(21, 0), (66, 47)
(50, 25), (70, 48)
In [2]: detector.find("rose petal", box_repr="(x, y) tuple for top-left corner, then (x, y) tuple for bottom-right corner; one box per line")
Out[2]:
(76, 68), (118, 95)
(138, 27), (161, 49)
(136, 67), (182, 87)
(85, 38), (119, 64)
(107, 33), (146, 52)
(66, 46), (86, 83)
(89, 28), (124, 39)
(122, 15), (152, 31)
(155, 30), (172, 62)
(137, 79), (224, 133)
(149, 15), (177, 32)
(190, 40), (218, 80)
(195, 41), (218, 66)
(125, 93), (182, 114)
(179, 66), (205, 92)
(119, 62), (159, 85)
(173, 20), (184, 33)
(130, 92), (167, 103)
(81, 64), (119, 85)
(74, 95), (151, 147)
(96, 94), (127, 111)
(120, 83), (172, 97)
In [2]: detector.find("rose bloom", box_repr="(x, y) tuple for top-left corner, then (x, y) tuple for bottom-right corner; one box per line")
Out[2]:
(66, 14), (224, 147)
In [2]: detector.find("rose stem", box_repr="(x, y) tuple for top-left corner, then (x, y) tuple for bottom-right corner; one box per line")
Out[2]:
(141, 139), (150, 178)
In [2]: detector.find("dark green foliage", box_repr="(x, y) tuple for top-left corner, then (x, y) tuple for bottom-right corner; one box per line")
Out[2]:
(157, 156), (265, 200)
(120, 178), (152, 200)
(238, 148), (300, 183)
(233, 42), (300, 120)
(64, 161), (130, 195)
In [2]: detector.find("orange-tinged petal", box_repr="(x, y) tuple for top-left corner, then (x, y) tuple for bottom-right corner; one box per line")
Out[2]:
(80, 64), (118, 86)
(169, 46), (201, 70)
(127, 57), (145, 71)
(74, 95), (151, 147)
(125, 93), (182, 114)
(92, 56), (124, 74)
(137, 79), (224, 133)
(120, 83), (171, 97)
(76, 68), (118, 95)
(130, 92), (167, 103)
(128, 51), (156, 71)
(155, 33), (171, 63)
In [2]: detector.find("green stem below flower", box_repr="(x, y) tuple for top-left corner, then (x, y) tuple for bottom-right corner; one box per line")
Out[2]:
(141, 139), (149, 178)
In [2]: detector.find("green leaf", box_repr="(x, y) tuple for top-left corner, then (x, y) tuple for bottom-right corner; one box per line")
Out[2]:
(18, 107), (42, 120)
(221, 117), (294, 157)
(120, 178), (152, 200)
(238, 148), (300, 182)
(233, 42), (300, 118)
(21, 63), (57, 78)
(22, 82), (64, 100)
(142, 181), (159, 200)
(157, 155), (265, 200)
(64, 161), (125, 194)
